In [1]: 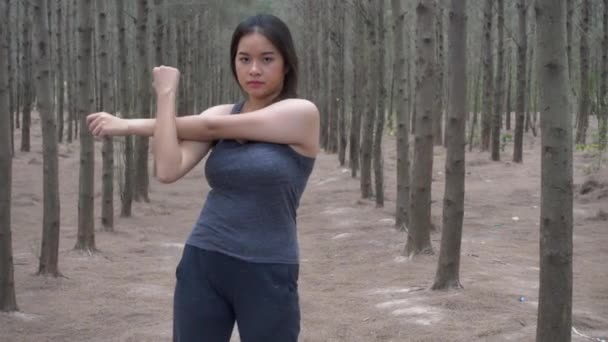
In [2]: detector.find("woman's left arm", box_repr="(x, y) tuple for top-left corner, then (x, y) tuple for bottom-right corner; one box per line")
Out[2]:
(190, 99), (320, 150)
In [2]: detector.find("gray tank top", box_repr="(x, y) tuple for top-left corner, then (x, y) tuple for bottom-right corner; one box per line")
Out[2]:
(186, 102), (315, 264)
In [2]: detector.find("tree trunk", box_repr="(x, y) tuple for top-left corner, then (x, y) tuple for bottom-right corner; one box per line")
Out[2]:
(33, 0), (61, 276)
(6, 0), (14, 155)
(360, 1), (377, 199)
(480, 0), (493, 152)
(599, 0), (608, 151)
(66, 0), (75, 144)
(433, 1), (444, 146)
(405, 0), (436, 257)
(116, 0), (134, 217)
(349, 1), (364, 178)
(393, 0), (411, 230)
(21, 1), (33, 153)
(432, 0), (466, 290)
(491, 0), (505, 161)
(56, 0), (64, 144)
(575, 0), (591, 145)
(75, 0), (96, 252)
(468, 60), (482, 151)
(505, 53), (513, 131)
(134, 0), (151, 202)
(513, 0), (527, 163)
(331, 1), (346, 164)
(373, 0), (386, 207)
(97, 0), (114, 231)
(0, 0), (18, 312)
(535, 1), (573, 340)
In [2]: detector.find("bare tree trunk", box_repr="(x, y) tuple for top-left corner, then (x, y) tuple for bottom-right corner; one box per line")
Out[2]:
(66, 0), (75, 144)
(491, 0), (505, 161)
(469, 60), (482, 151)
(405, 0), (436, 257)
(599, 0), (608, 151)
(97, 0), (114, 231)
(75, 0), (96, 252)
(505, 51), (513, 131)
(134, 0), (150, 202)
(0, 0), (18, 312)
(575, 0), (591, 145)
(535, 1), (573, 340)
(360, 1), (377, 199)
(116, 0), (133, 217)
(21, 1), (33, 153)
(349, 1), (364, 178)
(33, 0), (61, 276)
(393, 0), (411, 230)
(373, 0), (386, 207)
(433, 1), (444, 146)
(56, 0), (64, 144)
(432, 0), (466, 290)
(513, 0), (527, 163)
(480, 0), (493, 152)
(331, 1), (346, 164)
(6, 0), (14, 155)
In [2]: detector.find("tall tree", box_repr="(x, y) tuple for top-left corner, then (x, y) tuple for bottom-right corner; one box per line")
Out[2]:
(491, 0), (505, 161)
(434, 1), (445, 146)
(513, 0), (527, 163)
(21, 1), (33, 152)
(405, 0), (436, 257)
(97, 0), (114, 230)
(432, 0), (467, 290)
(56, 0), (65, 143)
(393, 0), (411, 230)
(134, 0), (151, 202)
(360, 1), (378, 199)
(535, 0), (573, 340)
(575, 0), (590, 145)
(600, 0), (608, 151)
(349, 1), (364, 178)
(373, 0), (387, 207)
(480, 0), (494, 151)
(75, 0), (96, 252)
(0, 0), (18, 312)
(33, 0), (61, 276)
(116, 0), (134, 217)
(331, 0), (347, 165)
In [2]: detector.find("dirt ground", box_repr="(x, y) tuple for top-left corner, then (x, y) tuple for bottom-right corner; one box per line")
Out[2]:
(2, 114), (607, 342)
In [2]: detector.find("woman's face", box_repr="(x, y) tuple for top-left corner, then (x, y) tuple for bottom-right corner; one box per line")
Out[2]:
(235, 32), (286, 103)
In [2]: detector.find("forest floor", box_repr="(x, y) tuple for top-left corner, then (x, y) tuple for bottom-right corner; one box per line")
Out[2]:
(2, 113), (608, 342)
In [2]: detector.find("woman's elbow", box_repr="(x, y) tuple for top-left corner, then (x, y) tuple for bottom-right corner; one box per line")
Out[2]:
(155, 165), (180, 184)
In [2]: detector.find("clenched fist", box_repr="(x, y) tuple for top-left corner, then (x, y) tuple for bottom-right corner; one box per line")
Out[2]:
(152, 65), (180, 96)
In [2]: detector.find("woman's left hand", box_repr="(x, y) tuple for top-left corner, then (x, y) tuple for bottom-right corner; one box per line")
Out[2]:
(152, 65), (180, 96)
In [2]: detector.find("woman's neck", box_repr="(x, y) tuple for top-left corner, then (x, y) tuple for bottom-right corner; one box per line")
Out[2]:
(243, 93), (281, 113)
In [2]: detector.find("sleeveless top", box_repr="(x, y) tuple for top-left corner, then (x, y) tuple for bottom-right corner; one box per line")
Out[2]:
(185, 102), (316, 264)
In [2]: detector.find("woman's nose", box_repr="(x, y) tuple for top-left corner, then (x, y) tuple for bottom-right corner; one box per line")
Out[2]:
(249, 61), (261, 75)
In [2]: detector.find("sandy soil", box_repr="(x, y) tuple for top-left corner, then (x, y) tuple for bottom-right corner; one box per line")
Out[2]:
(2, 114), (607, 342)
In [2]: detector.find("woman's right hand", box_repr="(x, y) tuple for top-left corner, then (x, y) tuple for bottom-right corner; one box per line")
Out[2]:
(86, 112), (129, 137)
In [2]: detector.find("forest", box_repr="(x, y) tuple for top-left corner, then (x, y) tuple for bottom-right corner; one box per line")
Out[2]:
(1, 0), (607, 341)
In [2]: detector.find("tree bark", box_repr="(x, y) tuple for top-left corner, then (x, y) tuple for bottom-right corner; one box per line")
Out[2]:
(33, 0), (61, 276)
(513, 0), (527, 163)
(373, 0), (386, 207)
(116, 0), (134, 217)
(490, 0), (505, 161)
(405, 0), (436, 257)
(349, 1), (364, 178)
(360, 0), (377, 199)
(0, 0), (18, 312)
(434, 1), (444, 146)
(535, 0), (573, 340)
(97, 0), (114, 231)
(21, 1), (33, 153)
(575, 0), (590, 145)
(75, 0), (96, 252)
(393, 0), (411, 230)
(134, 0), (151, 202)
(432, 0), (466, 290)
(480, 0), (493, 152)
(56, 0), (64, 144)
(599, 0), (608, 151)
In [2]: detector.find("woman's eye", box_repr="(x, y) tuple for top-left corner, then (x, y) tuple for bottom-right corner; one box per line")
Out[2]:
(264, 57), (274, 63)
(240, 57), (250, 63)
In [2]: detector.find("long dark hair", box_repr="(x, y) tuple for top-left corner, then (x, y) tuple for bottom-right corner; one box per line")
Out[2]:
(230, 14), (299, 101)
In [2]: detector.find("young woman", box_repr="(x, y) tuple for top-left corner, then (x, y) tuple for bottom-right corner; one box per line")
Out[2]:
(87, 14), (319, 342)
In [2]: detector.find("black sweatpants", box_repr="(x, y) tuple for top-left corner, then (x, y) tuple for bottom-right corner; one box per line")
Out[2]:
(173, 245), (300, 342)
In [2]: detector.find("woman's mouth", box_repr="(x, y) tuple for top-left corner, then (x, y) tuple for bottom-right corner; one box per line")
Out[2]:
(247, 81), (264, 88)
